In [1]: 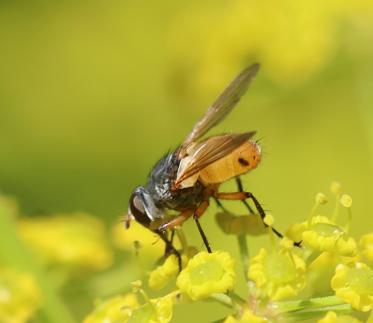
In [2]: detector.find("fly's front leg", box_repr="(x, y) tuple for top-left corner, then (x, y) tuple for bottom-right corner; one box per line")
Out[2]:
(215, 191), (301, 247)
(156, 209), (194, 271)
(163, 230), (176, 255)
(158, 209), (194, 231)
(155, 230), (183, 271)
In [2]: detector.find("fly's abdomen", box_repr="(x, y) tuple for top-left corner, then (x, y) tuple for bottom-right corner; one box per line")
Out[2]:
(199, 140), (261, 185)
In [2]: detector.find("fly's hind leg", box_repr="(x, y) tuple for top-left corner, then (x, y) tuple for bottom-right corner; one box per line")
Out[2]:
(235, 177), (255, 214)
(216, 190), (301, 247)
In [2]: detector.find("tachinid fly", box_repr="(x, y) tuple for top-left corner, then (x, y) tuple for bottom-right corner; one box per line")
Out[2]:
(127, 64), (291, 268)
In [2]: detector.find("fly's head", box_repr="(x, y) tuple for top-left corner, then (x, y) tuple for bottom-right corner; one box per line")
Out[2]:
(127, 186), (163, 230)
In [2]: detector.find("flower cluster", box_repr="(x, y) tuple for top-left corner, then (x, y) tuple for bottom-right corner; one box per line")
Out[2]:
(2, 183), (371, 322)
(166, 0), (373, 100)
(17, 212), (113, 272)
(83, 182), (373, 322)
(0, 267), (41, 323)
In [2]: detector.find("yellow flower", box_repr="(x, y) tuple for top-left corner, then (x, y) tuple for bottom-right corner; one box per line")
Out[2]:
(317, 311), (362, 323)
(17, 212), (113, 271)
(340, 195), (352, 208)
(330, 182), (342, 195)
(368, 310), (373, 323)
(360, 233), (373, 263)
(0, 267), (41, 323)
(280, 237), (295, 250)
(149, 254), (188, 290)
(124, 281), (174, 322)
(167, 0), (373, 103)
(112, 221), (164, 263)
(248, 248), (306, 300)
(128, 296), (173, 323)
(224, 309), (267, 323)
(315, 193), (328, 205)
(289, 216), (357, 256)
(215, 212), (267, 236)
(176, 251), (236, 301)
(331, 263), (373, 312)
(84, 293), (139, 323)
(286, 221), (309, 243)
(302, 252), (339, 297)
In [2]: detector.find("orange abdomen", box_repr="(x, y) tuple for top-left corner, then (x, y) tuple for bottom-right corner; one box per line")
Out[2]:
(199, 140), (261, 185)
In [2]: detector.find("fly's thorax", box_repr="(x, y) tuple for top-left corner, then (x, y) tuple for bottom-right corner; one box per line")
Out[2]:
(199, 140), (261, 185)
(146, 151), (204, 211)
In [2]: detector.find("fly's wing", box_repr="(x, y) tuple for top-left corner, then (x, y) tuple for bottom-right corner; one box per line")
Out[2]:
(175, 132), (255, 187)
(182, 63), (260, 147)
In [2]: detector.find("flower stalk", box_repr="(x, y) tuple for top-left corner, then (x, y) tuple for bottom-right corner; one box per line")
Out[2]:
(237, 234), (249, 281)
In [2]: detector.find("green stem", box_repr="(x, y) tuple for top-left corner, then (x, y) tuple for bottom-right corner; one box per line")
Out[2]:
(332, 194), (341, 222)
(237, 234), (249, 282)
(344, 208), (352, 233)
(276, 295), (346, 313)
(284, 303), (353, 321)
(308, 203), (318, 222)
(229, 291), (247, 305)
(0, 204), (76, 323)
(210, 293), (240, 311)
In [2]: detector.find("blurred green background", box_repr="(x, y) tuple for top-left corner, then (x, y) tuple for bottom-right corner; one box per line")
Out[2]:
(0, 0), (373, 322)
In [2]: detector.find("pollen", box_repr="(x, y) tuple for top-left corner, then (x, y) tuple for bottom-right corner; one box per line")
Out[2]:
(330, 182), (342, 195)
(176, 251), (236, 301)
(315, 193), (328, 205)
(340, 194), (352, 208)
(264, 213), (274, 226)
(331, 263), (373, 312)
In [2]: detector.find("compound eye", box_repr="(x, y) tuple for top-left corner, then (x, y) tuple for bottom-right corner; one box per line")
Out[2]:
(129, 192), (151, 227)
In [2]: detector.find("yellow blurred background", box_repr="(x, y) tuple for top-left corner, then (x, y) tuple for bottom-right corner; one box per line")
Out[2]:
(0, 0), (373, 322)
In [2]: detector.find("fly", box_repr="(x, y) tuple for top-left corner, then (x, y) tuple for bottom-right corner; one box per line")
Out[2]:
(127, 63), (294, 269)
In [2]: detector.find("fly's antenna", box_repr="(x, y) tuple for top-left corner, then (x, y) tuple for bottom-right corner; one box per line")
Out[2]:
(117, 213), (132, 228)
(125, 210), (132, 229)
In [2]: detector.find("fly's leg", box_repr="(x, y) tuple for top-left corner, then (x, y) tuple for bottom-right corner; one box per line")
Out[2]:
(170, 229), (176, 244)
(216, 191), (302, 247)
(158, 203), (212, 254)
(155, 230), (182, 271)
(156, 209), (194, 271)
(193, 201), (212, 253)
(213, 197), (231, 213)
(235, 177), (255, 214)
(158, 209), (194, 231)
(163, 230), (175, 255)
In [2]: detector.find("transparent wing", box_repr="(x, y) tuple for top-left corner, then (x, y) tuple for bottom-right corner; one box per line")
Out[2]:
(175, 132), (255, 187)
(183, 63), (260, 146)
